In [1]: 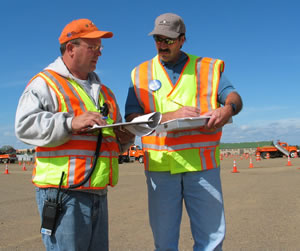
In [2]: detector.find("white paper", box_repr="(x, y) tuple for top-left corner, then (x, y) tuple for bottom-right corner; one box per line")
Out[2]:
(87, 112), (162, 137)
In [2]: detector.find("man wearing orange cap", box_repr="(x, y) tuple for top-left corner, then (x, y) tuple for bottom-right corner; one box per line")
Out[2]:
(15, 19), (133, 250)
(125, 13), (243, 250)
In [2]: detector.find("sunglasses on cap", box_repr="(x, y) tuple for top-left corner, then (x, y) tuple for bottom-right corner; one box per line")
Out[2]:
(153, 35), (178, 45)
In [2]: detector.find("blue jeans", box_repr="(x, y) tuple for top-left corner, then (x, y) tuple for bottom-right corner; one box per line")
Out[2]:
(35, 188), (108, 251)
(145, 168), (225, 251)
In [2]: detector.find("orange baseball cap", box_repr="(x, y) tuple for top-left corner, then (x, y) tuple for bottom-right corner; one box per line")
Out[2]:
(59, 18), (113, 44)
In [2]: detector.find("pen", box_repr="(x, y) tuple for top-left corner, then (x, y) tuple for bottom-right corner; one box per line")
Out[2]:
(171, 100), (184, 107)
(102, 116), (108, 120)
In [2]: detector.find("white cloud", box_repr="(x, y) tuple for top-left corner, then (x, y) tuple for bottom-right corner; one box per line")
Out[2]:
(4, 131), (16, 137)
(222, 118), (300, 145)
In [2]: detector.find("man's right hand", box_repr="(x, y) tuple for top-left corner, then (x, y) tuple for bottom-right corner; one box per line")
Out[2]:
(72, 111), (107, 132)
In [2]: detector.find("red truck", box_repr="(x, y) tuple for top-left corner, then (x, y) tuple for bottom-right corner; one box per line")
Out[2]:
(119, 144), (144, 164)
(256, 140), (299, 159)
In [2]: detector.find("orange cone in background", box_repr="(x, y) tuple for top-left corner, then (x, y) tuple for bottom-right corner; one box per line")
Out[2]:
(286, 156), (292, 166)
(249, 157), (254, 168)
(19, 161), (21, 166)
(232, 160), (240, 173)
(256, 153), (261, 161)
(22, 163), (27, 171)
(4, 164), (9, 174)
(266, 152), (270, 159)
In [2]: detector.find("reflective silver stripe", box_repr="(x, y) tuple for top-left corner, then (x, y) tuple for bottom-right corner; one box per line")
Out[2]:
(195, 58), (217, 111)
(134, 66), (144, 110)
(66, 80), (87, 113)
(148, 131), (167, 137)
(71, 135), (116, 143)
(41, 71), (74, 114)
(71, 135), (98, 141)
(36, 150), (119, 158)
(210, 147), (218, 169)
(68, 157), (92, 187)
(166, 128), (222, 138)
(69, 157), (76, 185)
(83, 157), (92, 188)
(147, 59), (155, 112)
(199, 147), (218, 170)
(101, 86), (118, 105)
(206, 59), (216, 111)
(196, 57), (202, 108)
(43, 71), (86, 113)
(142, 141), (219, 151)
(199, 148), (207, 170)
(134, 60), (155, 112)
(143, 143), (168, 151)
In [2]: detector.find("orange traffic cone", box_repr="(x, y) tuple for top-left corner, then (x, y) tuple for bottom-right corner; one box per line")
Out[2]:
(286, 156), (292, 166)
(19, 161), (21, 166)
(266, 153), (270, 159)
(4, 164), (9, 174)
(232, 160), (239, 173)
(22, 163), (27, 171)
(256, 153), (261, 161)
(249, 157), (254, 168)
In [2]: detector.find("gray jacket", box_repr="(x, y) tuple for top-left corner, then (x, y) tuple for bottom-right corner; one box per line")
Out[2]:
(15, 56), (131, 151)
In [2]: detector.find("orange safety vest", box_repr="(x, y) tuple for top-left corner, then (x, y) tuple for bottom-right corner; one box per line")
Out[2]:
(131, 54), (224, 174)
(31, 70), (120, 189)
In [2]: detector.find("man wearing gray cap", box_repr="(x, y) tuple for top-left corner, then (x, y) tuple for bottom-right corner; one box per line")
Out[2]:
(125, 13), (242, 250)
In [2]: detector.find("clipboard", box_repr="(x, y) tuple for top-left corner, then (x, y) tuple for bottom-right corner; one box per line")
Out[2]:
(156, 116), (232, 133)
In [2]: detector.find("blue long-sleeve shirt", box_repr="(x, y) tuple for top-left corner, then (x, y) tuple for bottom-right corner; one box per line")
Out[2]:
(125, 52), (235, 117)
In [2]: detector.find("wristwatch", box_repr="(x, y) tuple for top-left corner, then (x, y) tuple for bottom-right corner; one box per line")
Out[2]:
(229, 103), (237, 115)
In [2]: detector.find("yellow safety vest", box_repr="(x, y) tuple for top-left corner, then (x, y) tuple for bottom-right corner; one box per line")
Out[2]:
(31, 70), (119, 189)
(131, 54), (224, 174)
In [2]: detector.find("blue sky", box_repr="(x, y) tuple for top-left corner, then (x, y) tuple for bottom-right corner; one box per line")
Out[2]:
(1, 0), (299, 149)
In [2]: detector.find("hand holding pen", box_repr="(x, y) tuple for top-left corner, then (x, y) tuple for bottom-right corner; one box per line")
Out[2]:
(160, 100), (200, 123)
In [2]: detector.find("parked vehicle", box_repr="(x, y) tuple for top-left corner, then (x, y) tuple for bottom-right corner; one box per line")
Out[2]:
(256, 140), (299, 159)
(119, 144), (144, 164)
(0, 153), (18, 163)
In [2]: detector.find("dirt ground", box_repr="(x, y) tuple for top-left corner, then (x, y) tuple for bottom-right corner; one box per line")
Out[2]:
(1, 157), (300, 251)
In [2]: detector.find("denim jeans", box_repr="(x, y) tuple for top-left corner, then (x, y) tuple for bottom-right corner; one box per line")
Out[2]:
(35, 187), (108, 251)
(145, 168), (225, 251)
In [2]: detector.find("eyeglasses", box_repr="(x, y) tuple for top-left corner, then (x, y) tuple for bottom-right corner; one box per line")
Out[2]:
(74, 43), (104, 52)
(153, 35), (178, 45)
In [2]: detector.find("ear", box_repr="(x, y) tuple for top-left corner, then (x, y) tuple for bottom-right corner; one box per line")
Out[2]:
(179, 36), (185, 44)
(66, 42), (76, 57)
(179, 36), (185, 49)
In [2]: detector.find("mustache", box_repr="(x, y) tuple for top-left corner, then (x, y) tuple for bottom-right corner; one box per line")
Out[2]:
(159, 49), (170, 53)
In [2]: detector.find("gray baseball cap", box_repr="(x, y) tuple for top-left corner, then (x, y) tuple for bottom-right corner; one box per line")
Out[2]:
(148, 13), (186, 39)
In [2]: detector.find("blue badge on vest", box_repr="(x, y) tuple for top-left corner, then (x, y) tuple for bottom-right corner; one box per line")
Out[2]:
(149, 80), (161, 91)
